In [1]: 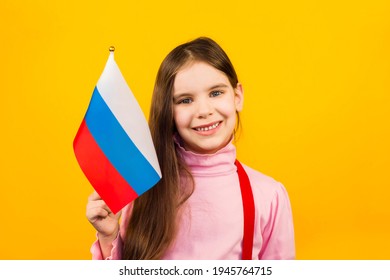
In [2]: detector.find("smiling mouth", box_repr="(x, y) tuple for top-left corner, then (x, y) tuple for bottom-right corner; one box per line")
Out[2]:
(193, 121), (221, 132)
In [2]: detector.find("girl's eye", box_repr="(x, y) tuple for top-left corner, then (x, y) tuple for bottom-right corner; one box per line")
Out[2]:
(210, 90), (223, 97)
(178, 98), (192, 104)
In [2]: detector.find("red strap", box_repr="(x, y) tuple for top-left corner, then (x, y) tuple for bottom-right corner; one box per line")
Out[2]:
(235, 160), (255, 260)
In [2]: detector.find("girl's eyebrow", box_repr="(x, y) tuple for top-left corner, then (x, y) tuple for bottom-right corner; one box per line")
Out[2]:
(208, 83), (229, 91)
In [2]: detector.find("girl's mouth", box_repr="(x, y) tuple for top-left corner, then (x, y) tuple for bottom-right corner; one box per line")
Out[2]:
(193, 121), (221, 132)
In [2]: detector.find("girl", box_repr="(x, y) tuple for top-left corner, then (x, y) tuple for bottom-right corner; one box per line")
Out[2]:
(86, 37), (295, 260)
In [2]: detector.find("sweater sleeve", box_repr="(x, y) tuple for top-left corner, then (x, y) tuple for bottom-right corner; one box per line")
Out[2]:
(90, 232), (123, 260)
(258, 183), (295, 260)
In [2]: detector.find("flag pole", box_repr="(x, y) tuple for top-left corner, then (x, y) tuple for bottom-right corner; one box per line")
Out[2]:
(109, 46), (115, 52)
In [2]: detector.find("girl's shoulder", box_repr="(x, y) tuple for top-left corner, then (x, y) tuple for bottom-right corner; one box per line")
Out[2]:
(240, 162), (289, 202)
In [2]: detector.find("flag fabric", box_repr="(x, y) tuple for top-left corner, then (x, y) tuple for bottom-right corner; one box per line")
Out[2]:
(73, 49), (161, 214)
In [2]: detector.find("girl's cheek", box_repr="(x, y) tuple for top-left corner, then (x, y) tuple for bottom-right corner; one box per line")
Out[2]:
(218, 100), (236, 114)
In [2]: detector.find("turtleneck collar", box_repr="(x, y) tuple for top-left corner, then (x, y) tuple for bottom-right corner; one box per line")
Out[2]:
(174, 135), (237, 177)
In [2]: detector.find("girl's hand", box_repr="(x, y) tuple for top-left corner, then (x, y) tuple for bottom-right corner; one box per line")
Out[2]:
(86, 191), (121, 242)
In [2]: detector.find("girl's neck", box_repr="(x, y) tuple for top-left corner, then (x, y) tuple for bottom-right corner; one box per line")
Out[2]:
(174, 134), (237, 177)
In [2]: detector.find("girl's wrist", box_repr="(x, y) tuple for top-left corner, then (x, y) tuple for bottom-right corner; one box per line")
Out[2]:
(98, 229), (119, 243)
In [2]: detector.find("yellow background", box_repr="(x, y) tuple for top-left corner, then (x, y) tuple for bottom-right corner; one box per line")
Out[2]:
(1, 0), (389, 259)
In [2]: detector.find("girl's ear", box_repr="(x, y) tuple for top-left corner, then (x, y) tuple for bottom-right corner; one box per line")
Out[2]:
(234, 83), (244, 112)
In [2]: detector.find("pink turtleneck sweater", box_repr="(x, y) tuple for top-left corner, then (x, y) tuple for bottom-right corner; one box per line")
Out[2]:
(91, 141), (295, 260)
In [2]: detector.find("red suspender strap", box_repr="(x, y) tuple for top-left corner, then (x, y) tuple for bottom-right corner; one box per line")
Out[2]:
(235, 160), (255, 260)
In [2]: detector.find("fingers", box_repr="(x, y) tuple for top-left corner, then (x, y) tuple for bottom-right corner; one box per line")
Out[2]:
(86, 204), (110, 222)
(87, 198), (110, 213)
(86, 191), (122, 225)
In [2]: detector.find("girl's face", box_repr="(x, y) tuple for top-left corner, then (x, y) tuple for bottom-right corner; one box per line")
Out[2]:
(173, 61), (243, 154)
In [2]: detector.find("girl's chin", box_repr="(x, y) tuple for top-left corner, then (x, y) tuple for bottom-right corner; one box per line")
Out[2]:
(185, 140), (229, 155)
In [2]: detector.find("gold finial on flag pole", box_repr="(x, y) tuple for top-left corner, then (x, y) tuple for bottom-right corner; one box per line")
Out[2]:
(109, 46), (115, 52)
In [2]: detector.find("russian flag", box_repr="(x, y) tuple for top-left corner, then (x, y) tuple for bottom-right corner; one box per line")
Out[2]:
(73, 48), (161, 214)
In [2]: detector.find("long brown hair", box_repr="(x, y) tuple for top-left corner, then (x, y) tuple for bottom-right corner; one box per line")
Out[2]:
(122, 37), (240, 259)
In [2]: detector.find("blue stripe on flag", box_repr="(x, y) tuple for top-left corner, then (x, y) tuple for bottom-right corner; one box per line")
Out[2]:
(84, 87), (160, 195)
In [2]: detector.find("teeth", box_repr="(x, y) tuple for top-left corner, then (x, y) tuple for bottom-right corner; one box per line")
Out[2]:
(195, 122), (220, 131)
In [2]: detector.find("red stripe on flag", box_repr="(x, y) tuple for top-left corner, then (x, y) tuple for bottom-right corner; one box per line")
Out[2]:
(73, 119), (138, 214)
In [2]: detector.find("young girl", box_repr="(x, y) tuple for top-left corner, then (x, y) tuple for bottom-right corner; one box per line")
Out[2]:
(86, 37), (295, 260)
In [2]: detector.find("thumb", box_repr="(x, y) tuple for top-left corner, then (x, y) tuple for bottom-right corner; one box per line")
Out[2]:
(108, 209), (122, 220)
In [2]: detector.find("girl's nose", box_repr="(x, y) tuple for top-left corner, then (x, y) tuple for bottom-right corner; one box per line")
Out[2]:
(196, 99), (214, 118)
